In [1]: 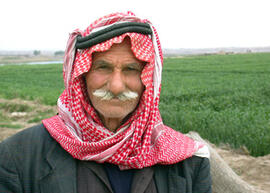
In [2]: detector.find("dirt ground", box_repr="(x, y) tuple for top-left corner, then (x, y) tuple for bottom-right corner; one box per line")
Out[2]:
(0, 98), (269, 192)
(214, 145), (270, 192)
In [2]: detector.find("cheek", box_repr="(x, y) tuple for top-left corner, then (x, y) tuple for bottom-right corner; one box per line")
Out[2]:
(126, 75), (144, 95)
(86, 72), (107, 91)
(137, 80), (144, 95)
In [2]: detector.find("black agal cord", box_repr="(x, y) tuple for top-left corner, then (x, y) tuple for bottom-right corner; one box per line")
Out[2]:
(76, 22), (152, 49)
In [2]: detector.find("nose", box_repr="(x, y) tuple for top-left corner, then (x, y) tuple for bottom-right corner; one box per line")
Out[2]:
(108, 70), (126, 96)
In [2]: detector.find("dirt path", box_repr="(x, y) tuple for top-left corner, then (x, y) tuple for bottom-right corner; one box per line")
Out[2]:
(0, 98), (269, 192)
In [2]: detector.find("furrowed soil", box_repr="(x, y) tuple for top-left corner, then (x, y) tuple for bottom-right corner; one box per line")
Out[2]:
(0, 98), (269, 192)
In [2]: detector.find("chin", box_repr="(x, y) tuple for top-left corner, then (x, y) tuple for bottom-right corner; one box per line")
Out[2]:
(99, 109), (131, 119)
(93, 100), (138, 120)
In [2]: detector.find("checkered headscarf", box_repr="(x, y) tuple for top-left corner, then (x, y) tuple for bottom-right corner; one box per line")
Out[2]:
(43, 12), (206, 169)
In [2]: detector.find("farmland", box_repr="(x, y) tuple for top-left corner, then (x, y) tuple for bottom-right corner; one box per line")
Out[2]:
(0, 53), (270, 156)
(160, 53), (270, 157)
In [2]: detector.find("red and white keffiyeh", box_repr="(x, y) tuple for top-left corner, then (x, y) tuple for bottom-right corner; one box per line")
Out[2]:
(43, 11), (208, 169)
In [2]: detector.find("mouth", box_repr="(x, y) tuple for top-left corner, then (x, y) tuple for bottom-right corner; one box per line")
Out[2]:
(100, 97), (136, 106)
(101, 97), (123, 104)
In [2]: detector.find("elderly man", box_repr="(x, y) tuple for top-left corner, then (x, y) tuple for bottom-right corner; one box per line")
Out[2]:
(0, 12), (211, 193)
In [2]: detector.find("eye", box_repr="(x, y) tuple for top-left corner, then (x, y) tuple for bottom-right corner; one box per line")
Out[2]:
(91, 60), (112, 72)
(124, 63), (142, 72)
(125, 67), (138, 71)
(97, 65), (110, 69)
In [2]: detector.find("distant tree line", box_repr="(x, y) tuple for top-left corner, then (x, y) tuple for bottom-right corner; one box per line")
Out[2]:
(54, 50), (65, 56)
(33, 50), (41, 56)
(32, 50), (65, 56)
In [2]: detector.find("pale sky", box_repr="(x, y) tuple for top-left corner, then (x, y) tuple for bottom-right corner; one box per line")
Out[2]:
(1, 0), (270, 50)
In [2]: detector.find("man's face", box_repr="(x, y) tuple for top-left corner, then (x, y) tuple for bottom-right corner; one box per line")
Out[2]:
(85, 39), (144, 128)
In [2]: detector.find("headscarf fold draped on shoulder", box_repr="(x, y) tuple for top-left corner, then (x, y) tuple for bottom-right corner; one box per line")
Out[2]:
(43, 11), (208, 170)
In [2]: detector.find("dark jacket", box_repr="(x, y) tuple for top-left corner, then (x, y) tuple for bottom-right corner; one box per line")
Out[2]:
(0, 124), (211, 193)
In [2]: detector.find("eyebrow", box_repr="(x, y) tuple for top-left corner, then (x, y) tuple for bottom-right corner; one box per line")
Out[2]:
(92, 60), (112, 66)
(125, 62), (143, 70)
(93, 60), (143, 68)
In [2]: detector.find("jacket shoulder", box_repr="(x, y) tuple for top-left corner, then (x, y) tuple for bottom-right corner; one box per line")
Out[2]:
(0, 124), (57, 192)
(154, 156), (211, 193)
(0, 124), (77, 193)
(0, 124), (56, 165)
(182, 156), (210, 175)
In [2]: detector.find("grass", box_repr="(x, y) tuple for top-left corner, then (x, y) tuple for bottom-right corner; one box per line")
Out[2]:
(27, 109), (55, 123)
(0, 63), (64, 105)
(0, 100), (57, 129)
(160, 53), (270, 156)
(0, 53), (270, 156)
(0, 123), (22, 129)
(0, 103), (32, 112)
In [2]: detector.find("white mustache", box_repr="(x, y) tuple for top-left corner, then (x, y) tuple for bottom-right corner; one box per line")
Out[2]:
(93, 89), (138, 101)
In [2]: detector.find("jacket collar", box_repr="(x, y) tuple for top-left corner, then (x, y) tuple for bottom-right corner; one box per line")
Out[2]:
(38, 137), (157, 193)
(39, 140), (77, 193)
(79, 161), (155, 193)
(80, 161), (114, 192)
(131, 166), (154, 193)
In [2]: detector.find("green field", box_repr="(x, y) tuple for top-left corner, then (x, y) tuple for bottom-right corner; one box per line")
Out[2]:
(0, 64), (64, 105)
(0, 53), (270, 156)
